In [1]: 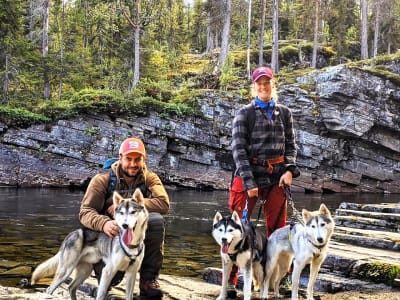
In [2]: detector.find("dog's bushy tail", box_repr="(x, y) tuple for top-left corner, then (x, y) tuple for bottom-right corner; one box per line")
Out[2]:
(31, 252), (60, 285)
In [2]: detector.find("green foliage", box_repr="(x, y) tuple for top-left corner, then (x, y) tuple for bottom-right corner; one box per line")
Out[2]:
(219, 54), (240, 91)
(0, 105), (50, 128)
(137, 78), (174, 102)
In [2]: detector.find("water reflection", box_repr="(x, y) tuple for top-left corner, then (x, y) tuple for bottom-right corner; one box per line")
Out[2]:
(0, 187), (398, 286)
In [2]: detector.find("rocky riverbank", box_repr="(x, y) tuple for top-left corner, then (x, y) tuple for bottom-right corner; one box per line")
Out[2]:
(1, 202), (399, 300)
(1, 274), (399, 300)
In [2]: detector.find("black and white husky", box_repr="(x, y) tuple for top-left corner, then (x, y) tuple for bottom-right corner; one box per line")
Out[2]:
(212, 210), (267, 300)
(262, 203), (335, 300)
(31, 189), (149, 300)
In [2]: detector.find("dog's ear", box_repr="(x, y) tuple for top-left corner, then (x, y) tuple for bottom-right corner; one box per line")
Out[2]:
(113, 191), (123, 206)
(213, 211), (223, 224)
(232, 210), (241, 223)
(302, 208), (312, 222)
(133, 188), (144, 205)
(319, 203), (331, 218)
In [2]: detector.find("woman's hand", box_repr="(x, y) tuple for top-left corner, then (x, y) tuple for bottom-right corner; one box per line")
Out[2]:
(247, 187), (258, 199)
(279, 171), (293, 187)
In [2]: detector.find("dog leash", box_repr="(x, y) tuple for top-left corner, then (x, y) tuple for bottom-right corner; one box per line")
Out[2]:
(241, 197), (249, 224)
(284, 184), (304, 226)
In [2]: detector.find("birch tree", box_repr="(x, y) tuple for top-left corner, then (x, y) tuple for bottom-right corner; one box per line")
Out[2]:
(258, 0), (266, 67)
(271, 0), (279, 72)
(43, 0), (51, 99)
(311, 0), (320, 68)
(372, 0), (381, 57)
(120, 0), (141, 88)
(216, 0), (231, 73)
(361, 0), (369, 59)
(132, 0), (140, 88)
(247, 0), (252, 78)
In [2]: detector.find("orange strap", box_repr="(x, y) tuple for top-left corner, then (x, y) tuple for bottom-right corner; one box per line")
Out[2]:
(251, 156), (285, 174)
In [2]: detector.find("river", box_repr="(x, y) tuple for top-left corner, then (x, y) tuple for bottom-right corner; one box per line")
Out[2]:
(0, 187), (398, 287)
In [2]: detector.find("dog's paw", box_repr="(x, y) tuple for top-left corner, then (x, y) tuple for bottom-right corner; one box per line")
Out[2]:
(216, 295), (226, 300)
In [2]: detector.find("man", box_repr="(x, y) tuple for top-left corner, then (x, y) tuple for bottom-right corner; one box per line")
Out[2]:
(79, 137), (170, 298)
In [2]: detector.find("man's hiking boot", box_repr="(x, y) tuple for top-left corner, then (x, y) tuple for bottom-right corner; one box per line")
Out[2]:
(140, 278), (163, 297)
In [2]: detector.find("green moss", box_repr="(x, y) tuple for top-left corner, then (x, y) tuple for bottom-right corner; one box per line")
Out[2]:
(347, 53), (400, 85)
(354, 262), (400, 285)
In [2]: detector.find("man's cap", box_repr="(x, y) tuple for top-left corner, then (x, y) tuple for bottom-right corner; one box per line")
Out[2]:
(252, 66), (274, 82)
(119, 137), (146, 157)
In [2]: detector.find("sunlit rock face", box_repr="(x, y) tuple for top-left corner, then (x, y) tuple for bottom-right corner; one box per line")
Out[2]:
(0, 63), (399, 193)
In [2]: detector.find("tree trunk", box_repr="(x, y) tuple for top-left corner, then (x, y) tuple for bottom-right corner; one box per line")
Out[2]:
(43, 0), (50, 99)
(361, 0), (369, 60)
(372, 0), (381, 58)
(271, 0), (279, 72)
(311, 0), (320, 68)
(206, 9), (213, 53)
(133, 0), (140, 88)
(247, 0), (252, 79)
(2, 55), (9, 104)
(58, 0), (65, 100)
(83, 0), (89, 49)
(216, 0), (231, 73)
(258, 0), (266, 67)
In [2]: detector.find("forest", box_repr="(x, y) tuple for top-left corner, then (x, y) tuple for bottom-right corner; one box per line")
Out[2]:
(1, 0), (400, 127)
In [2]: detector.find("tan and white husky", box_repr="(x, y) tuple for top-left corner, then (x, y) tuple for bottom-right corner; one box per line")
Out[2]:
(262, 203), (335, 300)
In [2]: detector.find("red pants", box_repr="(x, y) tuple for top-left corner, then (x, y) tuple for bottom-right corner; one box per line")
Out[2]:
(229, 176), (287, 237)
(227, 176), (287, 285)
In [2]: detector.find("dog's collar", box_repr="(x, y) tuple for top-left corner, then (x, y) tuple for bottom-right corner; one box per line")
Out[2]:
(308, 239), (327, 257)
(308, 239), (327, 250)
(118, 234), (144, 265)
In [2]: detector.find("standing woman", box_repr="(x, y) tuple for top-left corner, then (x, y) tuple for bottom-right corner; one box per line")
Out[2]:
(228, 66), (300, 295)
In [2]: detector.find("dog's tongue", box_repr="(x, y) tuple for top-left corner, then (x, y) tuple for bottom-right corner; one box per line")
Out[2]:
(222, 242), (229, 254)
(122, 229), (133, 245)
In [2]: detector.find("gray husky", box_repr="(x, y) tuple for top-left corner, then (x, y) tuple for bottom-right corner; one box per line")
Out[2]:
(31, 189), (149, 300)
(262, 203), (334, 300)
(212, 210), (267, 300)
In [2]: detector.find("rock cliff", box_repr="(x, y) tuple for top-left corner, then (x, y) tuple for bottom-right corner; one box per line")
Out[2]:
(0, 61), (399, 193)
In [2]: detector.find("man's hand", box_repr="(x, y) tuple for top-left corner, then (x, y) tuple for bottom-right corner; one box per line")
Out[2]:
(279, 171), (293, 187)
(103, 220), (119, 238)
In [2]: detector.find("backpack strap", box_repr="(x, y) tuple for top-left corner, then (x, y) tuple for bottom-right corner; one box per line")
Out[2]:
(276, 104), (288, 128)
(108, 168), (118, 196)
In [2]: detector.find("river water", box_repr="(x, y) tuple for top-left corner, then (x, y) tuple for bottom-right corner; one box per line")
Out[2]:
(0, 187), (398, 286)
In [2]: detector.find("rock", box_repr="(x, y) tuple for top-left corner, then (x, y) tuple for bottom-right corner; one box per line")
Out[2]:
(0, 60), (400, 193)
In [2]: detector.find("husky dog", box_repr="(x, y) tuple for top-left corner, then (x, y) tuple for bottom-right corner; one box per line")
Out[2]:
(262, 203), (334, 300)
(212, 210), (267, 300)
(31, 189), (149, 300)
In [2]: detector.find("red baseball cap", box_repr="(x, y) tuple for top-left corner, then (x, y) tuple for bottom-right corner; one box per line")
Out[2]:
(252, 66), (274, 82)
(119, 137), (146, 158)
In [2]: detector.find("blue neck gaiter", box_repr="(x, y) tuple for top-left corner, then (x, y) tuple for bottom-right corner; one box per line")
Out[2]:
(255, 97), (275, 119)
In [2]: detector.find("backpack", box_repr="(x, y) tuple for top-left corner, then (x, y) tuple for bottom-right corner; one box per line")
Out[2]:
(102, 158), (150, 198)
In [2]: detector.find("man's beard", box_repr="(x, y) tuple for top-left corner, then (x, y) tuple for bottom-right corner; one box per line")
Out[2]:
(122, 167), (141, 177)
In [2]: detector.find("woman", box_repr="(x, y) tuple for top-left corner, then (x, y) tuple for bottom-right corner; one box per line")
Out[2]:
(228, 66), (300, 295)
